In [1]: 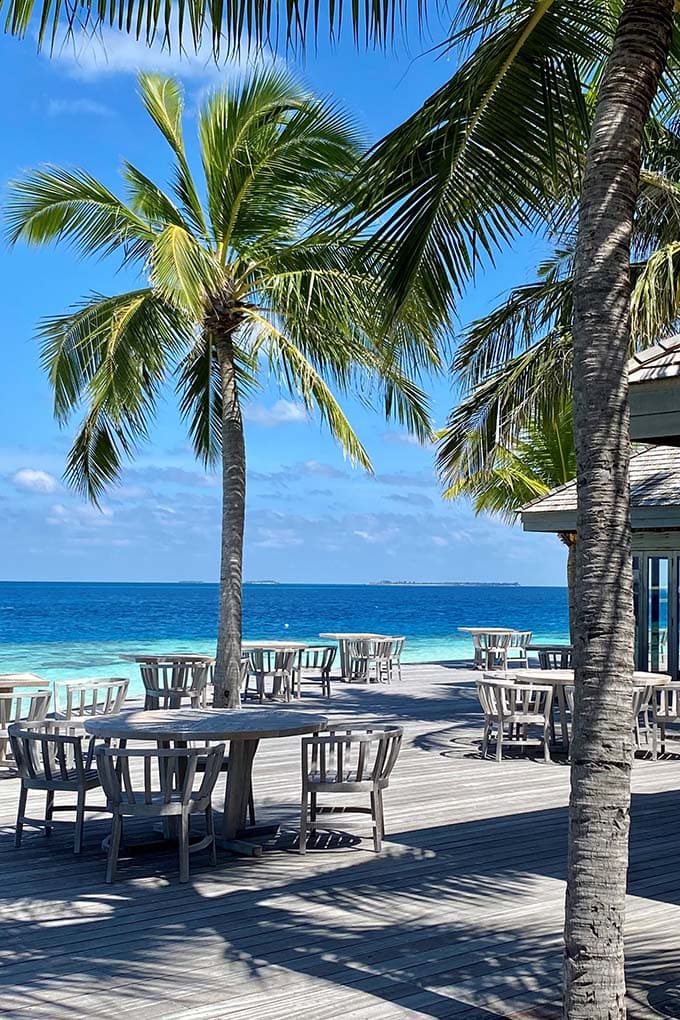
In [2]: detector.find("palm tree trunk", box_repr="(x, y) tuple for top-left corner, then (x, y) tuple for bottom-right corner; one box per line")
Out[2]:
(213, 333), (246, 709)
(559, 533), (577, 644)
(566, 2), (673, 1017)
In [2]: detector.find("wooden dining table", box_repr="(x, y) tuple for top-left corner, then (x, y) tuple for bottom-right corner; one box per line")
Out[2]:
(86, 708), (327, 855)
(0, 672), (50, 691)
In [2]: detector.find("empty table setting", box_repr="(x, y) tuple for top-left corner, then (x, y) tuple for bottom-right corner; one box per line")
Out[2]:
(85, 708), (327, 855)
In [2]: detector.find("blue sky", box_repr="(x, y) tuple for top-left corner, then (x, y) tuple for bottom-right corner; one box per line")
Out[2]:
(0, 24), (565, 585)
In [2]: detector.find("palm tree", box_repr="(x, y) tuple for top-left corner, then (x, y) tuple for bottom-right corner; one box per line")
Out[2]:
(6, 69), (439, 708)
(440, 401), (578, 634)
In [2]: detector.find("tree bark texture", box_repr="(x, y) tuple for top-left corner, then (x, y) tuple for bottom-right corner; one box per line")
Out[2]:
(214, 334), (246, 709)
(566, 2), (673, 1017)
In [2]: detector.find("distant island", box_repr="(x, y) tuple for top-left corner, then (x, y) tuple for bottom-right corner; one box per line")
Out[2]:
(368, 581), (520, 587)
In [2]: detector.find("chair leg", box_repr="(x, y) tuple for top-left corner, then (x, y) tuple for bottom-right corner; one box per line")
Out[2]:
(45, 790), (55, 837)
(205, 804), (217, 866)
(179, 813), (190, 883)
(299, 788), (308, 854)
(376, 788), (386, 839)
(496, 721), (503, 763)
(652, 721), (659, 761)
(310, 792), (317, 833)
(258, 674), (265, 704)
(481, 722), (490, 759)
(15, 785), (27, 849)
(248, 783), (256, 827)
(370, 790), (383, 853)
(73, 787), (86, 854)
(106, 815), (122, 884)
(543, 723), (552, 763)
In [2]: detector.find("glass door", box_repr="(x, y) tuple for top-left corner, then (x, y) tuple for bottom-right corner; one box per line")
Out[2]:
(647, 556), (669, 672)
(634, 552), (678, 677)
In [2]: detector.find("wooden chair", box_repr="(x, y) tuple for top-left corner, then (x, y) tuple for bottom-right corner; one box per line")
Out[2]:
(347, 639), (398, 684)
(506, 631), (532, 668)
(9, 719), (102, 853)
(53, 677), (129, 721)
(0, 690), (52, 770)
(204, 658), (249, 707)
(294, 645), (336, 698)
(385, 637), (405, 683)
(476, 633), (513, 671)
(476, 678), (553, 762)
(246, 649), (297, 703)
(96, 743), (225, 882)
(299, 725), (403, 853)
(538, 648), (573, 669)
(652, 683), (680, 759)
(564, 683), (655, 751)
(139, 660), (209, 710)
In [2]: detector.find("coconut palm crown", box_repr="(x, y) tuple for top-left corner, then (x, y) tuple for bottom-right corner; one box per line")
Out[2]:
(6, 69), (440, 705)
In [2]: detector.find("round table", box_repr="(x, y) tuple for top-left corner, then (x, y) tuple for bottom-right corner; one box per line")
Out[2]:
(85, 708), (327, 855)
(0, 672), (50, 691)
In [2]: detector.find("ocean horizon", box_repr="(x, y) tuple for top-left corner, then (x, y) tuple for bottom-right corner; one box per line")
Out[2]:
(0, 580), (570, 694)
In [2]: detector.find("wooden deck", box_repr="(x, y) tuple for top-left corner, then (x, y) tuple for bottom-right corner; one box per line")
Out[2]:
(2, 662), (680, 1019)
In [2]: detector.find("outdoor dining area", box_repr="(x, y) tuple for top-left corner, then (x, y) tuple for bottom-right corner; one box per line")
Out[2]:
(3, 653), (680, 1017)
(0, 634), (407, 885)
(458, 625), (680, 764)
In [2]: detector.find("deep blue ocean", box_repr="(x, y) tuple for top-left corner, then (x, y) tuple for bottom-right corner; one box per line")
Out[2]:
(0, 581), (569, 692)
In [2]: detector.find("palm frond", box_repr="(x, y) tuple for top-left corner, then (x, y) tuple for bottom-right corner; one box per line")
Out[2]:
(138, 74), (208, 237)
(442, 400), (575, 523)
(149, 223), (222, 318)
(247, 310), (373, 470)
(5, 166), (152, 262)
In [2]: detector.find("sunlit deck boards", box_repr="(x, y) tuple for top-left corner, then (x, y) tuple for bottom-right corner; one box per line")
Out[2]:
(1, 663), (679, 1019)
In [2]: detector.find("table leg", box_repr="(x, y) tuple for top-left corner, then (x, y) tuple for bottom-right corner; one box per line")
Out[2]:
(219, 738), (280, 856)
(556, 686), (570, 752)
(339, 640), (349, 680)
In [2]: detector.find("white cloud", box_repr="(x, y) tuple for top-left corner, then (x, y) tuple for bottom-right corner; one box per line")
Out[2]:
(383, 431), (426, 447)
(253, 527), (304, 549)
(245, 400), (309, 426)
(47, 503), (113, 528)
(12, 469), (59, 494)
(50, 27), (279, 82)
(47, 98), (114, 117)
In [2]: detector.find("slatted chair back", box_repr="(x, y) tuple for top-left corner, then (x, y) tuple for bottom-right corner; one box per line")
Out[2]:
(477, 679), (553, 721)
(388, 637), (405, 661)
(54, 677), (129, 720)
(96, 744), (225, 813)
(477, 633), (513, 651)
(0, 691), (52, 767)
(302, 725), (403, 790)
(539, 649), (573, 669)
(509, 630), (532, 649)
(248, 649), (297, 675)
(139, 660), (209, 709)
(298, 645), (336, 674)
(9, 720), (96, 789)
(653, 682), (680, 722)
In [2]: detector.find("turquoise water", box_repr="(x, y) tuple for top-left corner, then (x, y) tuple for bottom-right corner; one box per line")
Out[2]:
(0, 582), (569, 695)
